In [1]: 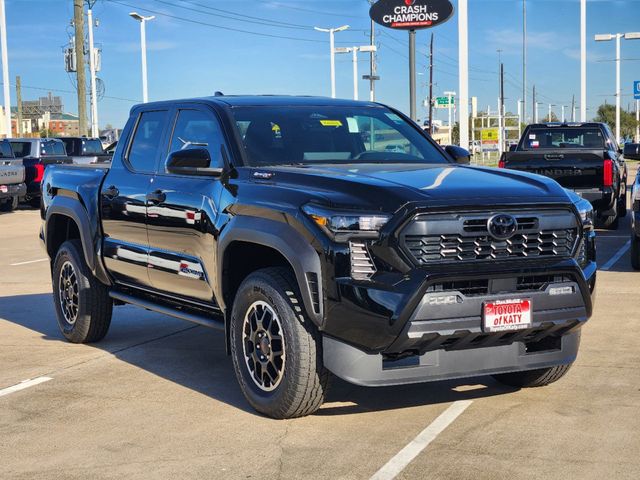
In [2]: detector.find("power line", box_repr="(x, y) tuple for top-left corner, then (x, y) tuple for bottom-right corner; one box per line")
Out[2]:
(0, 81), (140, 103)
(253, 0), (363, 19)
(104, 0), (333, 44)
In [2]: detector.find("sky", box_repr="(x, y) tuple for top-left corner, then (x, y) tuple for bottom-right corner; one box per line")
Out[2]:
(3, 0), (640, 129)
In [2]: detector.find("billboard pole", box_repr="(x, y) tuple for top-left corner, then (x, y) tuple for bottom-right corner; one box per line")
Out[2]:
(409, 29), (417, 121)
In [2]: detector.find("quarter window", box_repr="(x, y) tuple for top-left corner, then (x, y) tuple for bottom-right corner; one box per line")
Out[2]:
(127, 110), (169, 172)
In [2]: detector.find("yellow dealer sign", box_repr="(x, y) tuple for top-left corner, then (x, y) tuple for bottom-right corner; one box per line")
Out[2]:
(482, 129), (499, 144)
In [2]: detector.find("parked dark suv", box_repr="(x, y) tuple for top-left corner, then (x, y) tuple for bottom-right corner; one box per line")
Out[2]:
(41, 96), (596, 418)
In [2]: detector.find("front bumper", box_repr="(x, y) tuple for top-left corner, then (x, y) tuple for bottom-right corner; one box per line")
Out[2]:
(324, 330), (581, 387)
(0, 182), (26, 200)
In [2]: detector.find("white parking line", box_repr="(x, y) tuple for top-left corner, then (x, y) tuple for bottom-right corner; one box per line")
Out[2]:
(9, 258), (48, 266)
(601, 240), (632, 271)
(0, 377), (53, 398)
(370, 400), (473, 480)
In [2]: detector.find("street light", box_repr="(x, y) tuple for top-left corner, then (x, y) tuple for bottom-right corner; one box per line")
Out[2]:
(595, 31), (640, 142)
(334, 45), (376, 101)
(315, 25), (350, 99)
(130, 12), (155, 103)
(548, 104), (556, 122)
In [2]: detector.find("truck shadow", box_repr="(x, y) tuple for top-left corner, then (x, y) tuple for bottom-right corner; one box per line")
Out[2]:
(0, 293), (517, 417)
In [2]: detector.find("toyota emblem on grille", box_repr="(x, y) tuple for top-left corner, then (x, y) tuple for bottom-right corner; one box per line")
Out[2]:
(487, 214), (518, 240)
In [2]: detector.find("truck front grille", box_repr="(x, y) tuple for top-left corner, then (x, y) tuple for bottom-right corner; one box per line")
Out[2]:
(400, 209), (579, 266)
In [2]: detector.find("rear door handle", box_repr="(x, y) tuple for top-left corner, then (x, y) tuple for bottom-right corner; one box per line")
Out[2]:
(103, 185), (119, 199)
(146, 190), (166, 204)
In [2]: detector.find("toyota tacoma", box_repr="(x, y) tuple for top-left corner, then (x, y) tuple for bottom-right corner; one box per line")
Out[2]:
(41, 96), (597, 418)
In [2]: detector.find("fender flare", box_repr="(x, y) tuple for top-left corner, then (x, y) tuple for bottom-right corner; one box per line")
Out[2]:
(45, 196), (110, 284)
(218, 216), (323, 327)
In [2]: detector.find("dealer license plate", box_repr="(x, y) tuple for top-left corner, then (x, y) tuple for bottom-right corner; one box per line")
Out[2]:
(483, 299), (532, 333)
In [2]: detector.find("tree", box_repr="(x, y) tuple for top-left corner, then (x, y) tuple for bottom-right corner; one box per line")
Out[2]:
(593, 104), (638, 140)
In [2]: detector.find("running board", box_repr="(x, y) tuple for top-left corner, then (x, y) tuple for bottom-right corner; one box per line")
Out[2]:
(109, 291), (224, 330)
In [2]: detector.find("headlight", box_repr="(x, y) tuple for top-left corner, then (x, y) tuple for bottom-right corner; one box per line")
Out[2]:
(575, 198), (594, 230)
(302, 204), (390, 235)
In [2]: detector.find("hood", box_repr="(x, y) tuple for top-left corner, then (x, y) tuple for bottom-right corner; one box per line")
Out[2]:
(263, 163), (571, 212)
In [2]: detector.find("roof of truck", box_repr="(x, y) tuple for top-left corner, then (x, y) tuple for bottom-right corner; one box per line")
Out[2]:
(134, 95), (383, 111)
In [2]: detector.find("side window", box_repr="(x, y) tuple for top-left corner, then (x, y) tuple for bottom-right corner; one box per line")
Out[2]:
(127, 110), (169, 172)
(167, 109), (225, 171)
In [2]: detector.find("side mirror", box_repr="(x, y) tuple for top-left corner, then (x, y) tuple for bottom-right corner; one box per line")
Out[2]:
(623, 143), (640, 160)
(445, 145), (471, 165)
(166, 148), (223, 177)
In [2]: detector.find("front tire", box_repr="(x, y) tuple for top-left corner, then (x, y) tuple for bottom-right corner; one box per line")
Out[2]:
(230, 267), (330, 419)
(52, 239), (112, 343)
(492, 363), (573, 388)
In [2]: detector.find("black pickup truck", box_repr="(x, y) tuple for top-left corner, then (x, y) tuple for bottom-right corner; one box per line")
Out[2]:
(501, 123), (627, 229)
(58, 137), (112, 165)
(41, 96), (596, 418)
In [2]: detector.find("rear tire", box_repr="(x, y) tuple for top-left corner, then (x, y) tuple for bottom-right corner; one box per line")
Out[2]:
(597, 211), (619, 230)
(230, 267), (330, 419)
(631, 235), (640, 271)
(29, 196), (41, 209)
(492, 363), (573, 388)
(0, 196), (17, 212)
(52, 239), (112, 343)
(617, 188), (628, 218)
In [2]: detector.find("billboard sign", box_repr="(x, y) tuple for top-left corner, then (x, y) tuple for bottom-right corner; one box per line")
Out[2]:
(369, 0), (455, 31)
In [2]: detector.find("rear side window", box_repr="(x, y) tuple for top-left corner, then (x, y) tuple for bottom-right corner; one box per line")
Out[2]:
(127, 110), (169, 172)
(523, 128), (604, 150)
(41, 141), (66, 156)
(0, 141), (13, 158)
(167, 109), (225, 171)
(9, 141), (31, 157)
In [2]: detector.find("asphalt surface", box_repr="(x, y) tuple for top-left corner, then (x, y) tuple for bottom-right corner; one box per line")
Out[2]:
(0, 178), (638, 479)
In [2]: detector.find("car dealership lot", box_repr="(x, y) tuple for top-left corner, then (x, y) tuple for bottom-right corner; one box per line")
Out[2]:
(0, 192), (638, 479)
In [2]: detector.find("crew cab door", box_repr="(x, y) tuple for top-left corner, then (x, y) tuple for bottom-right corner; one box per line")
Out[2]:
(101, 109), (171, 287)
(145, 106), (227, 304)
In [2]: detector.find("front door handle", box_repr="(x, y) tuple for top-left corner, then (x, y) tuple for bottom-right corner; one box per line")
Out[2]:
(103, 185), (119, 199)
(146, 190), (166, 204)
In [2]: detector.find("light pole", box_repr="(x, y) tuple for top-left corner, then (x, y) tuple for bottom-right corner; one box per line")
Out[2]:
(561, 105), (568, 123)
(548, 104), (556, 122)
(595, 32), (640, 143)
(130, 12), (155, 103)
(458, 0), (469, 150)
(315, 25), (350, 99)
(335, 45), (377, 101)
(88, 3), (99, 137)
(0, 0), (10, 138)
(580, 0), (586, 122)
(444, 91), (456, 145)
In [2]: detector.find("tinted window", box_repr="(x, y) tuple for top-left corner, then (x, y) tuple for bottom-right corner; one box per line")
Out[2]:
(10, 141), (31, 158)
(128, 110), (168, 172)
(168, 109), (224, 171)
(0, 141), (13, 158)
(522, 128), (604, 150)
(41, 140), (66, 156)
(231, 106), (447, 167)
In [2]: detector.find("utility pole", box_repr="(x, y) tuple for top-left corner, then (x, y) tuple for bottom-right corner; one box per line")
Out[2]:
(73, 0), (88, 135)
(15, 75), (22, 136)
(580, 0), (587, 122)
(0, 0), (11, 138)
(571, 95), (576, 122)
(523, 0), (527, 124)
(87, 1), (99, 138)
(365, 1), (378, 102)
(636, 99), (639, 142)
(532, 84), (537, 123)
(428, 33), (434, 134)
(458, 0), (469, 150)
(409, 29), (417, 121)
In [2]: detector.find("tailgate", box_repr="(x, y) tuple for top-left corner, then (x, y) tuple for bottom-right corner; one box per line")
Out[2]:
(0, 161), (26, 184)
(503, 150), (604, 189)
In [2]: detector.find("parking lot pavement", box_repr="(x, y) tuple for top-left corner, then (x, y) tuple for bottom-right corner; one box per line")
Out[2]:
(1, 202), (639, 480)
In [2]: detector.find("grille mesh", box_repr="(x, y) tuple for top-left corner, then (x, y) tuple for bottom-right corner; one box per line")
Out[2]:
(405, 229), (577, 264)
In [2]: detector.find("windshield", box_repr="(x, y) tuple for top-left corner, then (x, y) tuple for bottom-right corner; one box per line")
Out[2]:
(522, 127), (605, 150)
(41, 141), (66, 156)
(231, 106), (448, 167)
(9, 141), (32, 158)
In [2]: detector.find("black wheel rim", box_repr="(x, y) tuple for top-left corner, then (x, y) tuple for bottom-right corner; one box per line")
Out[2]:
(58, 261), (79, 325)
(242, 301), (286, 392)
